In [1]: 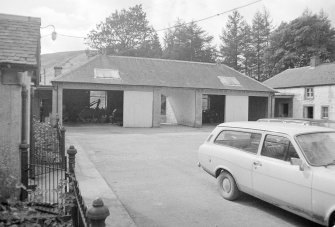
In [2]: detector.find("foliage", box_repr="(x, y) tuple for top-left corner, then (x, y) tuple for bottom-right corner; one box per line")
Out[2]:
(264, 9), (335, 77)
(220, 11), (247, 70)
(163, 20), (216, 63)
(0, 119), (74, 226)
(220, 9), (273, 81)
(32, 118), (61, 165)
(0, 174), (74, 226)
(250, 8), (272, 81)
(86, 4), (162, 58)
(240, 22), (254, 77)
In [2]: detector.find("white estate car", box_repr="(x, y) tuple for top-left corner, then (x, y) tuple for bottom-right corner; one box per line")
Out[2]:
(198, 122), (335, 227)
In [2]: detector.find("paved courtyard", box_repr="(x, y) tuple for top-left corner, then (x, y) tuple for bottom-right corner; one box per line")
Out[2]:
(66, 124), (320, 227)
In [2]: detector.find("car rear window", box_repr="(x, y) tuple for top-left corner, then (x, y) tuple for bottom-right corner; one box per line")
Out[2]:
(214, 130), (261, 154)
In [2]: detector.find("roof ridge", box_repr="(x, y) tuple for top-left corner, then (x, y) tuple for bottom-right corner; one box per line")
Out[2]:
(52, 55), (100, 82)
(41, 50), (86, 56)
(105, 54), (218, 66)
(0, 13), (40, 22)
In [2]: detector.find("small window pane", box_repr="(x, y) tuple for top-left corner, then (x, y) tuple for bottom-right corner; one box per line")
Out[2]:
(214, 130), (261, 154)
(305, 87), (314, 99)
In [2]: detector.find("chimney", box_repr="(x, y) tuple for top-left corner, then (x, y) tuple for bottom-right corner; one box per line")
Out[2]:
(54, 66), (62, 77)
(310, 56), (321, 67)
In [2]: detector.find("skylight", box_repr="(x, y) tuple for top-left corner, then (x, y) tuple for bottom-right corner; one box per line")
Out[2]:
(94, 68), (121, 79)
(217, 76), (241, 86)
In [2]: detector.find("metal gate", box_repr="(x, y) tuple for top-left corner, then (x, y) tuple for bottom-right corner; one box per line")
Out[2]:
(27, 118), (67, 203)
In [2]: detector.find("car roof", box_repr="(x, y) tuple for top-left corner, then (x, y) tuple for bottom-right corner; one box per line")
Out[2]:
(258, 118), (332, 123)
(217, 121), (335, 136)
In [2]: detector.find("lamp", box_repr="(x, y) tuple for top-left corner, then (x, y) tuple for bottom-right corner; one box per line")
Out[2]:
(40, 24), (57, 41)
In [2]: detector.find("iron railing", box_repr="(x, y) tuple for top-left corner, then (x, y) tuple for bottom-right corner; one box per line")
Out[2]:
(21, 117), (109, 226)
(24, 118), (67, 203)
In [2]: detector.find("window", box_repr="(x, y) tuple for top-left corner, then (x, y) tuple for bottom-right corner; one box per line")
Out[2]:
(214, 130), (262, 154)
(90, 91), (106, 109)
(217, 76), (241, 87)
(296, 132), (335, 166)
(261, 135), (298, 161)
(321, 106), (329, 119)
(94, 68), (121, 79)
(305, 87), (314, 99)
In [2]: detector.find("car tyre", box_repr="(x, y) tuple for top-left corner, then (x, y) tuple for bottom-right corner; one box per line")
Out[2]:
(329, 214), (335, 227)
(217, 171), (240, 201)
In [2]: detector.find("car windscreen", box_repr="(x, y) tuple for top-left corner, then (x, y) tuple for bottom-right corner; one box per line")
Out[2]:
(296, 132), (335, 166)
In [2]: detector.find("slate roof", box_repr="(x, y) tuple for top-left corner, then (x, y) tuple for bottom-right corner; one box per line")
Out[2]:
(53, 55), (274, 92)
(264, 62), (335, 89)
(0, 13), (41, 66)
(40, 50), (87, 85)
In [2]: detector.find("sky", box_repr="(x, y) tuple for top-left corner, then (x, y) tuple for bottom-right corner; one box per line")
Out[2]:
(1, 0), (335, 54)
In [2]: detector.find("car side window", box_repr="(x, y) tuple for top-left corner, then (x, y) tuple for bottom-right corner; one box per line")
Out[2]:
(286, 143), (299, 160)
(261, 135), (299, 161)
(214, 130), (261, 154)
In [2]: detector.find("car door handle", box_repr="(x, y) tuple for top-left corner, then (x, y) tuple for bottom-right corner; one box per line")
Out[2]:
(253, 161), (262, 167)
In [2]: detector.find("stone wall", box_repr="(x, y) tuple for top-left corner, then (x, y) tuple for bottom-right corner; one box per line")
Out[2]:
(0, 69), (31, 197)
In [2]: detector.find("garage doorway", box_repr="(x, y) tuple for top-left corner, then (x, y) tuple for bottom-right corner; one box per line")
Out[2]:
(63, 89), (90, 122)
(202, 95), (225, 124)
(63, 89), (124, 124)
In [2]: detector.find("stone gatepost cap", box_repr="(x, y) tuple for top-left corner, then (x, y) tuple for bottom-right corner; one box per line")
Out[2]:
(67, 145), (77, 155)
(86, 197), (110, 220)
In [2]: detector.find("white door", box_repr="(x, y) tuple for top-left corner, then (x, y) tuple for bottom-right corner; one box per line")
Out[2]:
(252, 134), (312, 216)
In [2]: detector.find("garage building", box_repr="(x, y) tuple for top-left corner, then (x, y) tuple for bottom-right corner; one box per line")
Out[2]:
(49, 54), (275, 127)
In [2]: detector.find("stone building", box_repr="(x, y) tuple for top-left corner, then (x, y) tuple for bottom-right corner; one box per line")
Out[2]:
(264, 56), (335, 121)
(0, 13), (41, 193)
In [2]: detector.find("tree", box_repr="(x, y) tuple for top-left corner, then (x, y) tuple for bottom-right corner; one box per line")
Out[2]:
(86, 5), (162, 58)
(265, 9), (335, 77)
(251, 8), (272, 81)
(240, 23), (255, 77)
(162, 20), (216, 63)
(220, 11), (246, 70)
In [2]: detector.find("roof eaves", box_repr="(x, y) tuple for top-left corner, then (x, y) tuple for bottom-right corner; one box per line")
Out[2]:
(0, 60), (38, 68)
(274, 83), (335, 89)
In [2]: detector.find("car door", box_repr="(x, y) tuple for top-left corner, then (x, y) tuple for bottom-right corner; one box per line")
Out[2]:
(252, 133), (313, 216)
(210, 129), (262, 193)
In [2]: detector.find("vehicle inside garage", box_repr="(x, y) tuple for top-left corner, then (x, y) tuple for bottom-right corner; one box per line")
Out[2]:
(202, 95), (225, 124)
(62, 89), (123, 125)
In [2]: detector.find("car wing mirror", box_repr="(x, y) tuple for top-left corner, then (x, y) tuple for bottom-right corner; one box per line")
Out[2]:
(290, 158), (304, 171)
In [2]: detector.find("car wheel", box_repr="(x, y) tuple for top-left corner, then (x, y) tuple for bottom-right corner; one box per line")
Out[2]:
(329, 215), (335, 227)
(217, 171), (240, 201)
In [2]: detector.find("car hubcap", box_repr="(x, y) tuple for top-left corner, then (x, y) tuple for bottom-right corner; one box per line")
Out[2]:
(222, 178), (231, 193)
